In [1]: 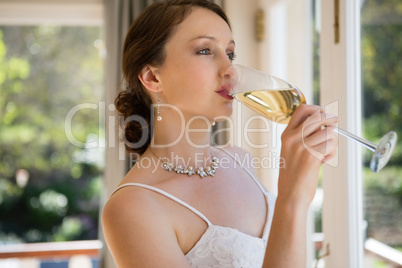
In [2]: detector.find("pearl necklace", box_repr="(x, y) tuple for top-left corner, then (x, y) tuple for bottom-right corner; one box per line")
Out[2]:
(162, 156), (219, 178)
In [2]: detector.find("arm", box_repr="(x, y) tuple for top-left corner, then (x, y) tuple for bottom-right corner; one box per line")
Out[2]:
(102, 187), (191, 268)
(263, 197), (309, 267)
(263, 104), (338, 267)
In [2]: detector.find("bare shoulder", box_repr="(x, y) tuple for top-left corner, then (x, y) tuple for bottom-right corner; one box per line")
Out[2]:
(102, 186), (190, 268)
(102, 186), (164, 232)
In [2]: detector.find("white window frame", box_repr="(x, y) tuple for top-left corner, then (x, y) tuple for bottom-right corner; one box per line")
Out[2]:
(320, 0), (364, 267)
(0, 0), (102, 26)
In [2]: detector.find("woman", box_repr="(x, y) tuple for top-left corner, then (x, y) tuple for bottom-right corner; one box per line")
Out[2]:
(102, 0), (338, 267)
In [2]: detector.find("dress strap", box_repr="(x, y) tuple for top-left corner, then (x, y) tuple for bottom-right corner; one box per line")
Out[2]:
(215, 147), (268, 196)
(111, 183), (212, 227)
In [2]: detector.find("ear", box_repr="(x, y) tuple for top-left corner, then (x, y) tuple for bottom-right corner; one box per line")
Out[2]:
(138, 65), (160, 93)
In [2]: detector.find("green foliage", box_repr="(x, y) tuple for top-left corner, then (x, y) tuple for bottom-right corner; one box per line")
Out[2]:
(363, 167), (402, 248)
(360, 0), (402, 250)
(0, 26), (104, 243)
(361, 0), (402, 166)
(364, 167), (402, 198)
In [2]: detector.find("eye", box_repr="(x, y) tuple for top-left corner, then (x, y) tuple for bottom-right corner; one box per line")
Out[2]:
(197, 48), (211, 55)
(227, 52), (237, 61)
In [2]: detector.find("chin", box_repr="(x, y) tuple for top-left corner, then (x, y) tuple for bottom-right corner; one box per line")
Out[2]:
(212, 103), (233, 120)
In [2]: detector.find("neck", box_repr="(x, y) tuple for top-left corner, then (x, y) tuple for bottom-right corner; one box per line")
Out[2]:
(150, 113), (215, 168)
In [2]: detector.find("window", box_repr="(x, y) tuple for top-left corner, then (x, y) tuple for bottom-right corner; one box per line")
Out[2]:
(0, 24), (104, 242)
(361, 1), (402, 266)
(0, 1), (104, 266)
(320, 0), (402, 267)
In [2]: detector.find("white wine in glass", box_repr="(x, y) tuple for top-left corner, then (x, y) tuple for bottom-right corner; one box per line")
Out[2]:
(233, 89), (305, 124)
(225, 64), (397, 173)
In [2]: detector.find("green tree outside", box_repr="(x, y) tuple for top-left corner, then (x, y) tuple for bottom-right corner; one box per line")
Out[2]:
(361, 0), (402, 249)
(0, 26), (104, 243)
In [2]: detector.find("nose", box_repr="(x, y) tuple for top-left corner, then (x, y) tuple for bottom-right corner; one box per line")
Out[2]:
(219, 61), (234, 79)
(223, 65), (236, 79)
(218, 49), (233, 76)
(220, 64), (239, 92)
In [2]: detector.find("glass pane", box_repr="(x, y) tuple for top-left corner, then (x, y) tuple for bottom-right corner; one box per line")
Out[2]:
(361, 1), (402, 266)
(0, 26), (105, 244)
(311, 0), (325, 266)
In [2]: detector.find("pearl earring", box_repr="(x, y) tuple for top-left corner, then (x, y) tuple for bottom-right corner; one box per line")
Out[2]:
(157, 88), (162, 121)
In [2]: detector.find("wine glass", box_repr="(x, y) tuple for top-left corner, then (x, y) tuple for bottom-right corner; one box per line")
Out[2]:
(224, 64), (397, 173)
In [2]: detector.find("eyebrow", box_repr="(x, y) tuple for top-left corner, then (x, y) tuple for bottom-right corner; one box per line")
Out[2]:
(190, 35), (235, 46)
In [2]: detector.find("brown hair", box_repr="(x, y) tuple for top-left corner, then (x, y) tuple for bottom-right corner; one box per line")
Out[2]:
(115, 0), (231, 156)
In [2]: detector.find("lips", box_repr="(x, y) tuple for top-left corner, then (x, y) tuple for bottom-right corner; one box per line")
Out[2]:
(216, 84), (234, 100)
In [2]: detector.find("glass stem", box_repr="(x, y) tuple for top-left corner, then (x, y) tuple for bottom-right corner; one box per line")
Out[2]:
(331, 124), (377, 152)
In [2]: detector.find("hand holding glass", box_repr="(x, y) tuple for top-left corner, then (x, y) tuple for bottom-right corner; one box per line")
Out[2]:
(224, 64), (397, 173)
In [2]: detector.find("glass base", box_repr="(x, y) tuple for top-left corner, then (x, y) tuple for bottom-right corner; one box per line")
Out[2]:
(370, 131), (398, 173)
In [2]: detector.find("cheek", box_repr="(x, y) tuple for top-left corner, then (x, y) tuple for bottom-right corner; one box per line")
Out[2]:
(167, 72), (210, 99)
(160, 60), (216, 106)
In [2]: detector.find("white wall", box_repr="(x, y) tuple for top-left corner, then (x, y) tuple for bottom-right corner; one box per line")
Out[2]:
(224, 1), (314, 266)
(225, 0), (281, 195)
(225, 0), (313, 195)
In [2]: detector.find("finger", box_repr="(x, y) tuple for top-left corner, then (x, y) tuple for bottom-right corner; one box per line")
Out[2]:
(303, 126), (337, 148)
(312, 137), (338, 157)
(302, 116), (339, 138)
(322, 148), (338, 164)
(303, 128), (338, 161)
(287, 104), (322, 130)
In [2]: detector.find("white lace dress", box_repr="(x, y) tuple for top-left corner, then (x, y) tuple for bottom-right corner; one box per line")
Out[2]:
(185, 193), (276, 268)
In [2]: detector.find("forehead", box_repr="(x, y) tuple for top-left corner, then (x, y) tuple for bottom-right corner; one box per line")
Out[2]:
(168, 7), (233, 44)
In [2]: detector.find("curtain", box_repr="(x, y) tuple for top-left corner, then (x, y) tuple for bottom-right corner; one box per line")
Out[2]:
(102, 0), (156, 183)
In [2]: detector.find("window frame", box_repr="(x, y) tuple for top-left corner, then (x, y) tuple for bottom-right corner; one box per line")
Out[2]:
(320, 0), (364, 266)
(0, 0), (102, 26)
